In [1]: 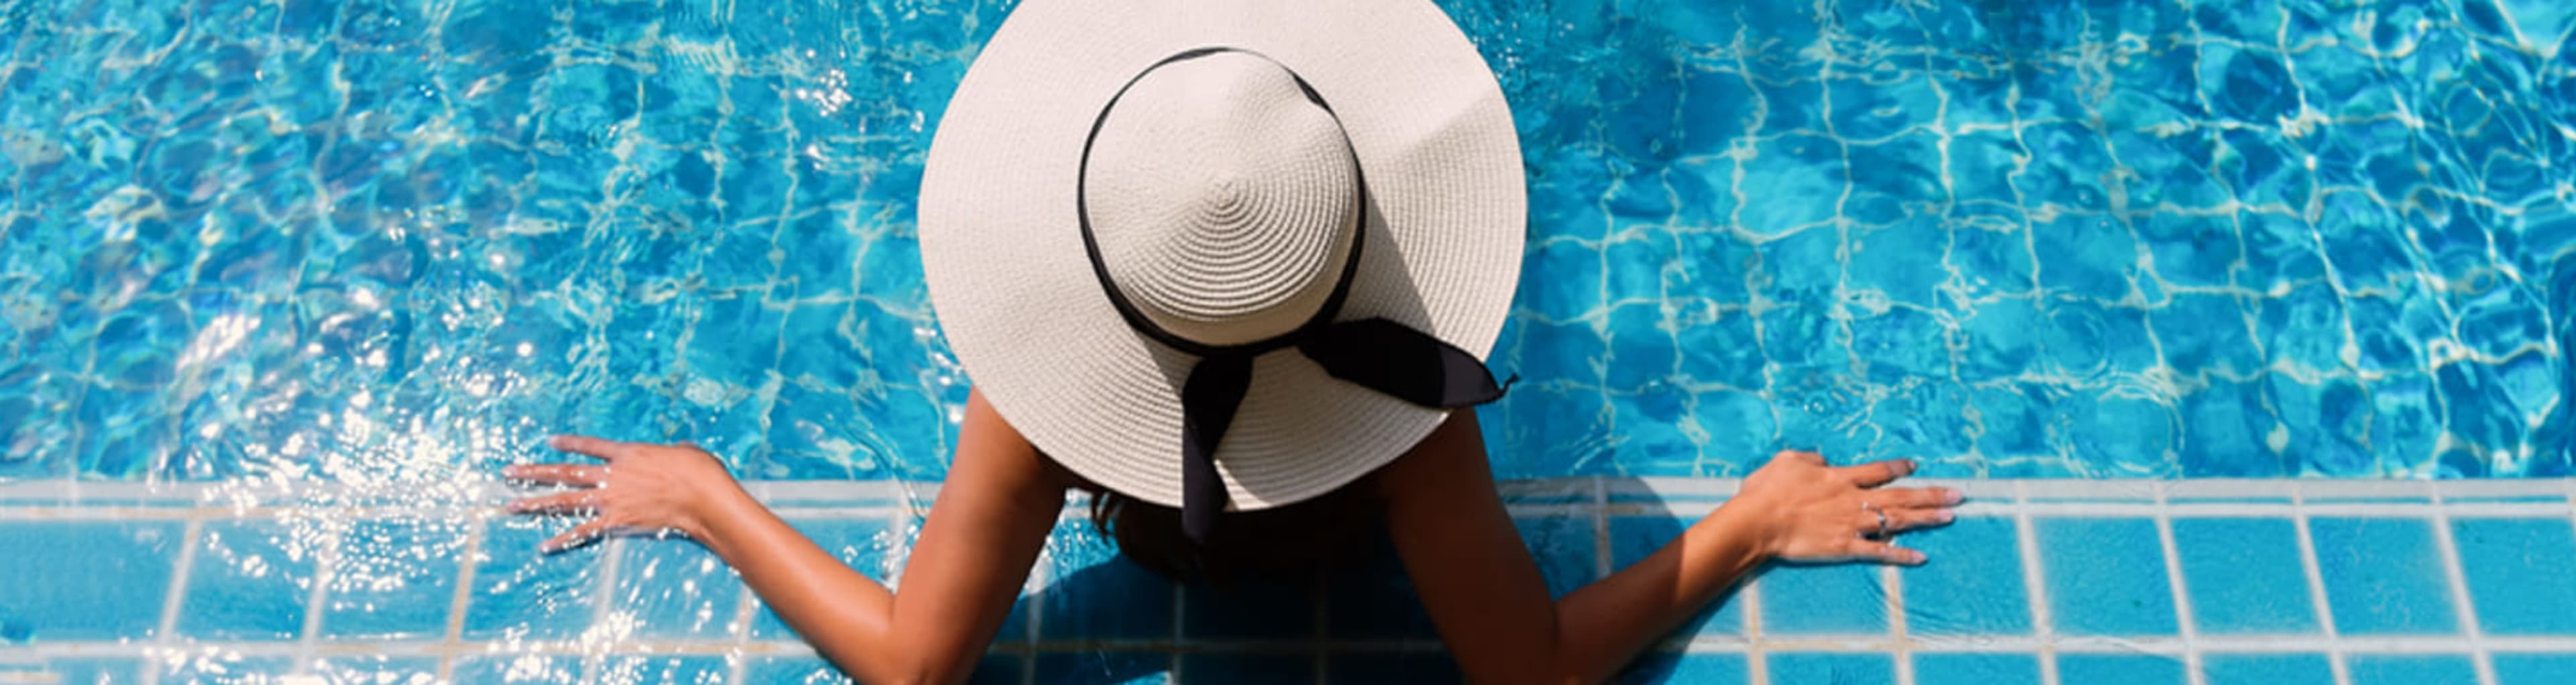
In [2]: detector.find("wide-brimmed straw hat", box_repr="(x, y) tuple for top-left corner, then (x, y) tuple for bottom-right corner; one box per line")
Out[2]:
(918, 0), (1524, 541)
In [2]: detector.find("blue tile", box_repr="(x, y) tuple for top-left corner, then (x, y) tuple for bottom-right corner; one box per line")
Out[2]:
(1758, 564), (1888, 635)
(2171, 518), (2318, 634)
(2033, 517), (2179, 636)
(1035, 651), (1170, 684)
(0, 520), (180, 641)
(1767, 653), (1893, 685)
(1182, 572), (1318, 640)
(598, 655), (732, 684)
(2202, 653), (2335, 685)
(1328, 652), (1460, 684)
(1608, 516), (1745, 637)
(1912, 653), (2039, 685)
(2451, 518), (2576, 635)
(1179, 654), (1313, 685)
(742, 656), (853, 684)
(2494, 653), (2576, 685)
(312, 656), (440, 683)
(322, 519), (467, 639)
(1038, 519), (1175, 641)
(2310, 517), (2460, 635)
(158, 655), (294, 683)
(1518, 516), (1599, 599)
(1902, 515), (2032, 636)
(1616, 653), (1749, 684)
(753, 517), (898, 639)
(2347, 654), (2478, 685)
(25, 658), (142, 685)
(178, 520), (319, 641)
(614, 538), (747, 639)
(453, 655), (586, 683)
(2056, 654), (2186, 685)
(463, 517), (605, 640)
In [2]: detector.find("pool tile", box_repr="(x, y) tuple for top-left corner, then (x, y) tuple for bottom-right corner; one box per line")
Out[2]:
(1038, 519), (1175, 641)
(312, 656), (441, 684)
(1900, 515), (2032, 636)
(157, 655), (293, 684)
(2170, 517), (2318, 634)
(322, 519), (468, 639)
(1518, 515), (1599, 599)
(2347, 653), (2478, 685)
(1766, 653), (1893, 685)
(1178, 653), (1313, 685)
(1034, 651), (1171, 684)
(2450, 517), (2576, 635)
(2308, 517), (2460, 635)
(1912, 653), (2039, 685)
(752, 517), (898, 639)
(1607, 515), (1745, 638)
(2032, 517), (2179, 636)
(2201, 653), (2335, 685)
(2493, 653), (2576, 685)
(178, 519), (320, 641)
(1327, 652), (1462, 684)
(463, 517), (606, 641)
(0, 520), (180, 641)
(2056, 654), (2186, 685)
(1757, 564), (1887, 635)
(453, 655), (586, 684)
(596, 655), (732, 684)
(612, 537), (746, 639)
(22, 658), (143, 685)
(1616, 653), (1749, 684)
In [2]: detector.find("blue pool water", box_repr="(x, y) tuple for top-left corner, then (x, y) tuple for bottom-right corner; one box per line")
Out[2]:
(1, 0), (2571, 486)
(3, 3), (2576, 684)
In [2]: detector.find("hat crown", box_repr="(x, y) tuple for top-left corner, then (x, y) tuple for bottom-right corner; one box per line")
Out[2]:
(1083, 52), (1360, 347)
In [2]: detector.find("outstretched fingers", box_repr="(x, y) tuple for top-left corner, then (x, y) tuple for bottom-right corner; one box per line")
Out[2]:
(508, 490), (602, 515)
(1847, 539), (1927, 566)
(1836, 458), (1918, 488)
(502, 464), (608, 487)
(541, 518), (613, 554)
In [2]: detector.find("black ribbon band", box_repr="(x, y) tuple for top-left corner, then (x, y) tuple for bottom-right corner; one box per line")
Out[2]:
(1076, 48), (1512, 546)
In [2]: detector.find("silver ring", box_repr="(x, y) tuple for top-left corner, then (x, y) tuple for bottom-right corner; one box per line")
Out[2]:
(1863, 501), (1890, 539)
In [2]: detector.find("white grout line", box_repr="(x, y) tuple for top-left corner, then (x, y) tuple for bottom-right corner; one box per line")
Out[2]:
(289, 519), (348, 676)
(2014, 482), (2059, 685)
(2291, 483), (2354, 685)
(2427, 488), (2499, 685)
(433, 512), (488, 684)
(2151, 482), (2205, 685)
(1885, 563), (1913, 685)
(1592, 478), (1612, 580)
(1743, 576), (1766, 685)
(138, 517), (204, 685)
(578, 535), (629, 684)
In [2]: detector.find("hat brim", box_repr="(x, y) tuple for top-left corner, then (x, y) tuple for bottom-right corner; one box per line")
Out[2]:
(918, 0), (1524, 511)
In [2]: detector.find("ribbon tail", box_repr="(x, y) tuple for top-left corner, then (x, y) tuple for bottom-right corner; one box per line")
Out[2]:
(1179, 354), (1254, 545)
(1297, 318), (1510, 408)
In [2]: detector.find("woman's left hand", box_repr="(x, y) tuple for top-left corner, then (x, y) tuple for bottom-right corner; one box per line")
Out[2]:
(502, 435), (750, 553)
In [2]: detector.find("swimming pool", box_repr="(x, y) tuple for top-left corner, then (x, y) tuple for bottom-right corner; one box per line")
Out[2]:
(2, 0), (2572, 682)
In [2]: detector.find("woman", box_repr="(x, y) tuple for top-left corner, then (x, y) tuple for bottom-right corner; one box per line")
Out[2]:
(503, 1), (1961, 682)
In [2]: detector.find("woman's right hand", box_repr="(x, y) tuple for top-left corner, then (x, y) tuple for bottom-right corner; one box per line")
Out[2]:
(1715, 450), (1962, 566)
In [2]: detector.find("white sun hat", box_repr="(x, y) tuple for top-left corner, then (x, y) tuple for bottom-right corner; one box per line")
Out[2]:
(918, 0), (1524, 541)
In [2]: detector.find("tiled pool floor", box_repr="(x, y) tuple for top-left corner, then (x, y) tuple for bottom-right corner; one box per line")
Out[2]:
(3, 478), (2573, 684)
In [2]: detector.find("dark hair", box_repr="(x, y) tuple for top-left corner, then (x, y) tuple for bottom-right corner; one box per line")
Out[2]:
(1078, 471), (1385, 584)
